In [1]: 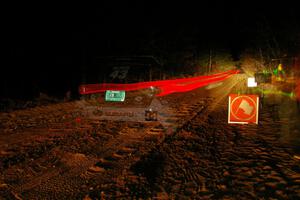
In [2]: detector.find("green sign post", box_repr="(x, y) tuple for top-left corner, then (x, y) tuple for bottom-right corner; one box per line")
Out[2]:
(105, 90), (126, 102)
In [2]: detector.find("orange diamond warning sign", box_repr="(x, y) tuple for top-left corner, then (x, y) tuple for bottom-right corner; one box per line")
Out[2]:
(228, 94), (259, 124)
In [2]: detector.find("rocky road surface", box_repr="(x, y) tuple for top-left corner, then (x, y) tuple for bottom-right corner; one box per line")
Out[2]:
(0, 75), (300, 199)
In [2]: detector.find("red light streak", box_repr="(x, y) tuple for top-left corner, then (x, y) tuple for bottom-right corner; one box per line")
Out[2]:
(79, 70), (239, 96)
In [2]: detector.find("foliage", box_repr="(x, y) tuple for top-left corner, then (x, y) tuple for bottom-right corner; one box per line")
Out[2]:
(213, 50), (236, 71)
(195, 49), (236, 74)
(239, 50), (265, 76)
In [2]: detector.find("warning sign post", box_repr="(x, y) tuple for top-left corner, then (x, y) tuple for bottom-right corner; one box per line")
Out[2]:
(228, 94), (259, 124)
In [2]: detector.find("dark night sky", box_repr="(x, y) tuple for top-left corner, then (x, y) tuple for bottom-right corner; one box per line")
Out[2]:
(3, 1), (300, 99)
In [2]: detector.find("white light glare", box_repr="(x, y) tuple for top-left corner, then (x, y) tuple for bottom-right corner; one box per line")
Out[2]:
(247, 77), (257, 87)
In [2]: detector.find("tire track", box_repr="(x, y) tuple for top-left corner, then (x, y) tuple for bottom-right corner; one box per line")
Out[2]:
(0, 90), (212, 199)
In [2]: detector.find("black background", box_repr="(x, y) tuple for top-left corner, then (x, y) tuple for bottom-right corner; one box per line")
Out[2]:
(3, 1), (300, 99)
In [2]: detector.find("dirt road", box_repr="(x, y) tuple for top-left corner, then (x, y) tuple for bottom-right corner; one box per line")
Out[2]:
(1, 74), (299, 199)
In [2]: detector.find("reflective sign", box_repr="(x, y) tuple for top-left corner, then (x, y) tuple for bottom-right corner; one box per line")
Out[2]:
(105, 90), (126, 102)
(228, 94), (259, 124)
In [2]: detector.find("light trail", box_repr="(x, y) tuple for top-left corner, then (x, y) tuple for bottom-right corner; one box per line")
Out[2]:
(79, 69), (240, 96)
(254, 87), (295, 98)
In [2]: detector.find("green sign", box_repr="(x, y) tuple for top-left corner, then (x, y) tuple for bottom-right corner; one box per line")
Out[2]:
(105, 90), (126, 102)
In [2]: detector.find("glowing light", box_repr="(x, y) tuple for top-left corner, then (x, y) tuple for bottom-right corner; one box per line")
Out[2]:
(247, 77), (257, 87)
(278, 64), (283, 71)
(79, 70), (240, 97)
(273, 68), (278, 76)
(75, 117), (81, 123)
(294, 155), (300, 160)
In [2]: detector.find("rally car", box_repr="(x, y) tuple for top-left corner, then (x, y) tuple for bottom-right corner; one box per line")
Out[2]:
(77, 56), (165, 122)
